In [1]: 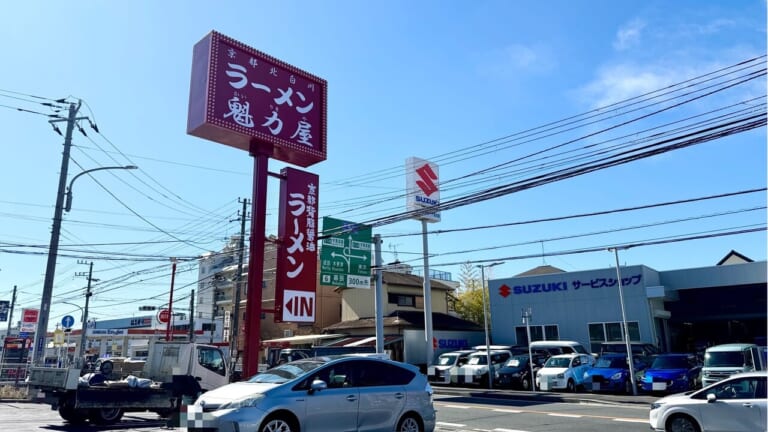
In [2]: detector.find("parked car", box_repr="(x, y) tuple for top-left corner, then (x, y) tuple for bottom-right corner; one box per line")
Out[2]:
(453, 350), (512, 386)
(428, 349), (475, 385)
(529, 340), (591, 356)
(638, 353), (702, 394)
(649, 371), (767, 432)
(582, 353), (649, 394)
(535, 353), (594, 392)
(190, 356), (436, 432)
(599, 341), (660, 357)
(494, 353), (548, 390)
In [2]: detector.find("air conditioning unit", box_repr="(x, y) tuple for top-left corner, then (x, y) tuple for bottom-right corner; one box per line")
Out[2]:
(283, 329), (293, 338)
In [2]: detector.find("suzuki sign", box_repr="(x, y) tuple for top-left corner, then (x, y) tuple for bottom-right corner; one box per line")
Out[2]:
(406, 157), (440, 223)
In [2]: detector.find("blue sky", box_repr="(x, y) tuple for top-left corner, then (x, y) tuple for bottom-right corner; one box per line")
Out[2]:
(0, 1), (765, 331)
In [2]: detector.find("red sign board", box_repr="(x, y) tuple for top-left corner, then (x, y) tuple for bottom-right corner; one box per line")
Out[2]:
(157, 309), (170, 324)
(274, 167), (319, 323)
(187, 31), (328, 168)
(21, 308), (39, 324)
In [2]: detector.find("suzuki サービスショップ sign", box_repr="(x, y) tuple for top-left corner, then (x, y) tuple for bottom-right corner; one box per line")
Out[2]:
(406, 157), (440, 223)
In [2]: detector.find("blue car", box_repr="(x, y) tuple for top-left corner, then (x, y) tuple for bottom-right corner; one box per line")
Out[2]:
(583, 353), (648, 394)
(638, 353), (702, 394)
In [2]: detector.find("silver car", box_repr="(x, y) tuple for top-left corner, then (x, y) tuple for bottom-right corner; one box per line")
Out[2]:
(188, 356), (436, 432)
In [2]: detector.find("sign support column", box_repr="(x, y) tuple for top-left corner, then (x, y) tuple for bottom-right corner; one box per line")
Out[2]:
(243, 147), (269, 378)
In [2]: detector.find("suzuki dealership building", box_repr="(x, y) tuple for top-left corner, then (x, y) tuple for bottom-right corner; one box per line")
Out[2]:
(488, 253), (766, 354)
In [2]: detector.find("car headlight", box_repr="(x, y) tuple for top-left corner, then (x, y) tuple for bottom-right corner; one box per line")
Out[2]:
(218, 393), (265, 410)
(610, 372), (623, 380)
(556, 373), (564, 379)
(650, 402), (665, 410)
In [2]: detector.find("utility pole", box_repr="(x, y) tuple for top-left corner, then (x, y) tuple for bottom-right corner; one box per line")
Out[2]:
(5, 285), (17, 339)
(189, 289), (195, 342)
(35, 101), (87, 365)
(74, 261), (95, 360)
(230, 198), (248, 377)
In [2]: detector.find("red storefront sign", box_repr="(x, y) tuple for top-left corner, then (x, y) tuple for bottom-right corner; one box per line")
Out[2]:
(22, 308), (39, 323)
(187, 31), (328, 168)
(274, 167), (319, 323)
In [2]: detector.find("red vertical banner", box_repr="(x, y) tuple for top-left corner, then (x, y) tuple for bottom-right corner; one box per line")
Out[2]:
(274, 167), (319, 323)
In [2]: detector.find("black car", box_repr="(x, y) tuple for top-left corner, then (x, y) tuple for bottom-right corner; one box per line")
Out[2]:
(494, 353), (548, 390)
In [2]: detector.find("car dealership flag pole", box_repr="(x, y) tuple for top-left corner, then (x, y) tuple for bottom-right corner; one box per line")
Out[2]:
(611, 247), (638, 396)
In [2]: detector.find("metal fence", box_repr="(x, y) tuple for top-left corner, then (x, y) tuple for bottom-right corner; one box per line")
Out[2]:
(0, 361), (29, 387)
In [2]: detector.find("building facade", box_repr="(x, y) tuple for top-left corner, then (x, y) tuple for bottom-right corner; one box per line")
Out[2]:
(488, 254), (766, 354)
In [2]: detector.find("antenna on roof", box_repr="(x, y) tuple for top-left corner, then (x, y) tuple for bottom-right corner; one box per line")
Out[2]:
(388, 243), (402, 262)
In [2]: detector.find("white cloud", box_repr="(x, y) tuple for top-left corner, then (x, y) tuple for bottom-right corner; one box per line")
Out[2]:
(476, 42), (556, 78)
(613, 19), (646, 51)
(579, 63), (683, 108)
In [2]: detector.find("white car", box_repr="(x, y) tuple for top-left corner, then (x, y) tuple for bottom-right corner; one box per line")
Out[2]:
(453, 350), (512, 386)
(649, 370), (767, 432)
(535, 353), (594, 392)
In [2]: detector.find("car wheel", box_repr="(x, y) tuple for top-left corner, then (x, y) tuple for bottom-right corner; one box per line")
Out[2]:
(666, 414), (700, 432)
(260, 416), (297, 432)
(88, 408), (124, 425)
(397, 414), (423, 432)
(58, 405), (87, 424)
(566, 379), (576, 392)
(522, 377), (531, 391)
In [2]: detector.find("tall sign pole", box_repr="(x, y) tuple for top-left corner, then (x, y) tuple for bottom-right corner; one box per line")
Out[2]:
(35, 101), (86, 365)
(243, 149), (269, 376)
(187, 31), (327, 378)
(406, 157), (441, 367)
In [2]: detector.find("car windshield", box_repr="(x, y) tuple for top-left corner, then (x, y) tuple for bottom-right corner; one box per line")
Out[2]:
(437, 354), (458, 366)
(545, 357), (571, 368)
(651, 356), (689, 369)
(247, 360), (326, 383)
(467, 355), (487, 365)
(595, 357), (626, 368)
(704, 351), (745, 367)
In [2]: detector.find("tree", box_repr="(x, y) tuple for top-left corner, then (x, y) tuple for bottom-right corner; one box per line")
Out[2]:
(454, 262), (484, 325)
(458, 261), (480, 292)
(453, 287), (487, 325)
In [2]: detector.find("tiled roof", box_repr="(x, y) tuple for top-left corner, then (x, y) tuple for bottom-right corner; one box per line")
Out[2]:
(323, 310), (482, 332)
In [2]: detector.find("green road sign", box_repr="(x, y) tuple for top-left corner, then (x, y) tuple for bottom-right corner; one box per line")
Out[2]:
(320, 217), (372, 289)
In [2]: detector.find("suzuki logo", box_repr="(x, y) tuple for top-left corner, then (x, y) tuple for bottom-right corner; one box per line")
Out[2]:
(415, 163), (438, 196)
(499, 284), (511, 298)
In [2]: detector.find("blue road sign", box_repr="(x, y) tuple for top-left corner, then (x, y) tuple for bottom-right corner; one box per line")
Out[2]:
(61, 315), (75, 329)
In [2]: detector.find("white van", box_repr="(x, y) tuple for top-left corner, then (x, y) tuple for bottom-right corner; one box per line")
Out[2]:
(529, 340), (591, 356)
(702, 343), (765, 387)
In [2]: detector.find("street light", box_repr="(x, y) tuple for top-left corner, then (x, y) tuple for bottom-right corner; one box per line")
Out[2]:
(65, 165), (138, 212)
(34, 163), (138, 365)
(477, 261), (504, 389)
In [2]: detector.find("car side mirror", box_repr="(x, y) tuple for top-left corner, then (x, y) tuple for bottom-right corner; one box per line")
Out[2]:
(706, 393), (716, 403)
(309, 379), (327, 394)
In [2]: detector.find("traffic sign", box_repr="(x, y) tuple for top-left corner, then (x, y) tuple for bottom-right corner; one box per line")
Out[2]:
(61, 315), (75, 329)
(319, 217), (372, 289)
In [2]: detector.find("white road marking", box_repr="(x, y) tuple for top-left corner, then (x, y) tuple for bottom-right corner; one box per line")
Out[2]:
(547, 413), (582, 418)
(494, 429), (531, 432)
(492, 409), (523, 413)
(443, 404), (471, 409)
(613, 417), (649, 423)
(437, 421), (467, 427)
